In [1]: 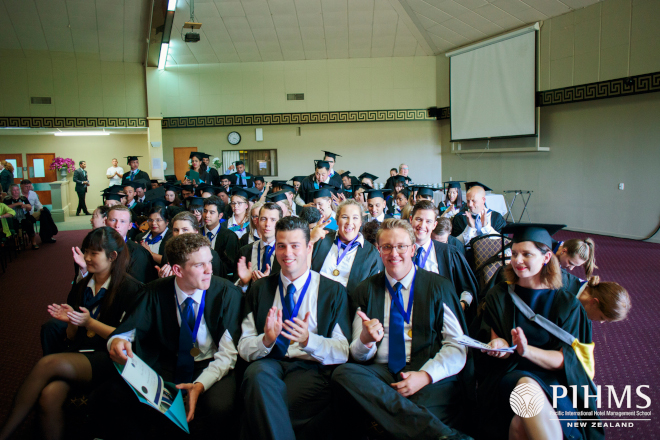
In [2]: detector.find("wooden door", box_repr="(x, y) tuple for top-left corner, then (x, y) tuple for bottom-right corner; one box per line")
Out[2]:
(173, 147), (197, 182)
(0, 153), (24, 185)
(26, 153), (56, 205)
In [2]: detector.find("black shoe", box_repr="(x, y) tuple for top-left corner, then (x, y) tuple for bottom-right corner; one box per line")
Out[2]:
(76, 212), (81, 216)
(438, 429), (474, 440)
(42, 238), (57, 243)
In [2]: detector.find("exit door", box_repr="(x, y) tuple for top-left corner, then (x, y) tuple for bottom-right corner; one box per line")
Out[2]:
(26, 153), (57, 205)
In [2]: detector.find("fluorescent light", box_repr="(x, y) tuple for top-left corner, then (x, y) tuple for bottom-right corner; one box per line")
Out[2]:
(158, 43), (169, 70)
(54, 132), (110, 136)
(167, 0), (177, 11)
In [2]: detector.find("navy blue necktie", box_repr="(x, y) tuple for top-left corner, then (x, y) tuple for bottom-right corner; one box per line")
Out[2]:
(388, 282), (406, 374)
(262, 245), (271, 272)
(414, 247), (424, 267)
(269, 283), (296, 360)
(83, 287), (106, 318)
(338, 240), (360, 254)
(175, 297), (196, 384)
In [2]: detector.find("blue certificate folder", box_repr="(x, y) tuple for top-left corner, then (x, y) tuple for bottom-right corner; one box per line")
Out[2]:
(115, 358), (189, 433)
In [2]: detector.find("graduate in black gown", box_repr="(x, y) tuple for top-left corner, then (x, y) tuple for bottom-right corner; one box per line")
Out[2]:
(156, 211), (228, 279)
(474, 224), (603, 440)
(236, 202), (283, 291)
(237, 217), (350, 440)
(409, 200), (479, 323)
(310, 198), (383, 295)
(121, 156), (150, 186)
(298, 159), (335, 204)
(228, 160), (255, 188)
(439, 181), (465, 217)
(432, 216), (466, 256)
(202, 153), (220, 186)
(322, 150), (344, 190)
(123, 181), (145, 217)
(185, 152), (210, 186)
(201, 196), (240, 281)
(0, 227), (143, 440)
(135, 203), (173, 266)
(363, 187), (394, 223)
(450, 182), (506, 245)
(331, 218), (473, 440)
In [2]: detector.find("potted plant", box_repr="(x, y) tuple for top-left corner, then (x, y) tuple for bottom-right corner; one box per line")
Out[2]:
(49, 157), (76, 181)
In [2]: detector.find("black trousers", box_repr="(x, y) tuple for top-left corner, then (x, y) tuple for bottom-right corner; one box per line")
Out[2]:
(76, 190), (88, 214)
(331, 363), (461, 440)
(90, 361), (237, 439)
(240, 358), (335, 440)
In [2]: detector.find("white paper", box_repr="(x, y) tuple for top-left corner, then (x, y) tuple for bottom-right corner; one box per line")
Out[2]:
(455, 334), (517, 353)
(121, 353), (166, 411)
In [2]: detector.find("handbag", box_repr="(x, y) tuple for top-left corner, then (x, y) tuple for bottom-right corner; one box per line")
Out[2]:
(508, 285), (595, 379)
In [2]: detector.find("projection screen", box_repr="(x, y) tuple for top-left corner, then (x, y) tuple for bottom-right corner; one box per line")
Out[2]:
(448, 27), (537, 141)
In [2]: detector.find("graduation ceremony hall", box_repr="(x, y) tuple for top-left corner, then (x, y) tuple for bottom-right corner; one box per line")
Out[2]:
(0, 0), (658, 439)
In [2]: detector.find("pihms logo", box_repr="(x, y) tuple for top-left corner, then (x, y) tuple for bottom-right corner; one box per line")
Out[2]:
(550, 385), (651, 409)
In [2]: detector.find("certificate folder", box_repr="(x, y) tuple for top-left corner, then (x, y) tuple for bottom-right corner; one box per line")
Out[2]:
(115, 354), (189, 433)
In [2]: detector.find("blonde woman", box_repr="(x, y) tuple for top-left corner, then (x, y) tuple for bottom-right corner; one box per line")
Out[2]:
(577, 276), (631, 323)
(554, 238), (597, 278)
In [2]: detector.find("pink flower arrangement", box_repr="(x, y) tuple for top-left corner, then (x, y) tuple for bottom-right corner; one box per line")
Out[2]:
(49, 157), (76, 174)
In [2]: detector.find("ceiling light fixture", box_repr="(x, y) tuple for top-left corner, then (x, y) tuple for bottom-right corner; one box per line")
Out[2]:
(54, 131), (110, 136)
(158, 43), (169, 69)
(167, 0), (177, 11)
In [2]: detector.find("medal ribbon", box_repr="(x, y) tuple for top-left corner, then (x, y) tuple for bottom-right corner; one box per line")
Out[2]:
(385, 268), (416, 324)
(175, 291), (206, 349)
(278, 272), (312, 323)
(335, 234), (360, 267)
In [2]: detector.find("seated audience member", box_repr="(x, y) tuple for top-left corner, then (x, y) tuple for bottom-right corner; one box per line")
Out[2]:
(227, 188), (252, 238)
(577, 276), (631, 323)
(21, 179), (58, 243)
(353, 186), (367, 210)
(0, 202), (16, 238)
(265, 190), (294, 217)
(236, 202), (284, 289)
(157, 211), (227, 279)
(450, 183), (506, 245)
(411, 186), (441, 204)
(311, 186), (339, 231)
(432, 217), (465, 256)
(391, 186), (410, 219)
(203, 196), (240, 280)
(401, 204), (414, 222)
(238, 216), (350, 440)
(299, 205), (322, 229)
(555, 238), (597, 278)
(165, 185), (184, 207)
(364, 188), (393, 223)
(123, 182), (144, 216)
(0, 227), (142, 440)
(3, 184), (38, 249)
(331, 218), (472, 440)
(361, 219), (380, 246)
(188, 196), (206, 225)
(439, 181), (464, 218)
(390, 167), (398, 177)
(254, 176), (266, 197)
(90, 205), (109, 229)
(240, 201), (263, 247)
(105, 233), (243, 439)
(105, 205), (157, 284)
(136, 205), (172, 265)
(310, 199), (383, 295)
(409, 201), (479, 319)
(299, 160), (332, 204)
(474, 223), (601, 440)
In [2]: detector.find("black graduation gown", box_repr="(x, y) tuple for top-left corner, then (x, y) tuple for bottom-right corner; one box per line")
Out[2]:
(110, 276), (244, 383)
(383, 175), (412, 191)
(474, 281), (602, 440)
(239, 231), (257, 248)
(135, 229), (173, 256)
(245, 272), (351, 349)
(229, 172), (255, 188)
(121, 170), (150, 186)
(126, 239), (157, 284)
(223, 204), (233, 221)
(239, 240), (281, 275)
(127, 200), (145, 218)
(310, 231), (383, 295)
(298, 176), (319, 204)
(562, 268), (585, 295)
(161, 247), (228, 279)
(328, 171), (343, 190)
(450, 210), (506, 238)
(208, 167), (220, 186)
(211, 226), (241, 281)
(447, 235), (465, 256)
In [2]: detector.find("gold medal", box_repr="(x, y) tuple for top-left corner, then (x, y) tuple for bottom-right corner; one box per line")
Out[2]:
(290, 340), (295, 345)
(190, 346), (201, 357)
(332, 269), (340, 276)
(86, 330), (96, 338)
(407, 329), (413, 338)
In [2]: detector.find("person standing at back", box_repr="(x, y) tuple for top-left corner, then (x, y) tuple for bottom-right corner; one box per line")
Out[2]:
(73, 161), (91, 216)
(121, 156), (150, 185)
(106, 158), (124, 187)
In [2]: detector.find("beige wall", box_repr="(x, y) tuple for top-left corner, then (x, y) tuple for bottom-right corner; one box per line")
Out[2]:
(0, 54), (147, 117)
(162, 120), (442, 185)
(0, 134), (149, 213)
(158, 56), (436, 117)
(440, 92), (660, 242)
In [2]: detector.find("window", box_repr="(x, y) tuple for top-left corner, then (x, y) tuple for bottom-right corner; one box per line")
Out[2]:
(33, 158), (45, 178)
(222, 149), (278, 176)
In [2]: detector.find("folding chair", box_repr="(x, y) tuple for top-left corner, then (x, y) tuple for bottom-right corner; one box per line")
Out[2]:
(470, 234), (511, 294)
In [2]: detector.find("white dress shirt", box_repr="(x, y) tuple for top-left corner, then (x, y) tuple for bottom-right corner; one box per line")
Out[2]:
(417, 239), (473, 306)
(107, 166), (124, 187)
(367, 212), (385, 223)
(349, 266), (466, 383)
(108, 279), (238, 391)
(26, 190), (42, 214)
(236, 238), (277, 292)
(458, 209), (496, 244)
(227, 215), (249, 239)
(319, 233), (364, 287)
(144, 227), (168, 254)
(238, 269), (349, 365)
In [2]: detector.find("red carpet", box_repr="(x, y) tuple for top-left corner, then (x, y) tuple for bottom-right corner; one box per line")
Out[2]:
(0, 229), (658, 439)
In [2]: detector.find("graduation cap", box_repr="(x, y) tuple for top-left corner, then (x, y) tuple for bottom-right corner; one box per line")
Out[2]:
(144, 186), (166, 202)
(197, 183), (214, 194)
(219, 174), (232, 182)
(322, 151), (342, 160)
(122, 181), (140, 190)
(340, 171), (351, 178)
(189, 152), (206, 161)
(213, 186), (228, 195)
(464, 181), (492, 192)
(392, 175), (407, 184)
(164, 185), (182, 193)
(364, 188), (392, 200)
(253, 175), (265, 183)
(270, 180), (288, 188)
(230, 186), (260, 200)
(124, 156), (142, 164)
(188, 196), (205, 208)
(359, 172), (378, 182)
(501, 223), (565, 249)
(143, 197), (169, 209)
(105, 193), (124, 202)
(291, 176), (307, 183)
(103, 185), (125, 195)
(398, 187), (411, 199)
(314, 160), (330, 170)
(266, 191), (288, 203)
(412, 186), (442, 199)
(280, 184), (296, 194)
(150, 179), (160, 185)
(133, 179), (149, 190)
(164, 175), (178, 182)
(443, 180), (465, 190)
(310, 185), (338, 199)
(180, 184), (195, 193)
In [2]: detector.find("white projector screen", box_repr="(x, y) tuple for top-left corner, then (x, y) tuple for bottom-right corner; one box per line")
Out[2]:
(449, 30), (537, 141)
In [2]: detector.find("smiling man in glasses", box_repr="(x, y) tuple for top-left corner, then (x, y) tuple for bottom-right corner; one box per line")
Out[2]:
(331, 218), (474, 440)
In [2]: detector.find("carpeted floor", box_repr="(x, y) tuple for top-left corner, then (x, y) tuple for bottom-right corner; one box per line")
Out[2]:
(0, 229), (658, 439)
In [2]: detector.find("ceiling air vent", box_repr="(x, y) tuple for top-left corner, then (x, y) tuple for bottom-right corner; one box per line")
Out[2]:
(287, 93), (304, 101)
(31, 97), (52, 105)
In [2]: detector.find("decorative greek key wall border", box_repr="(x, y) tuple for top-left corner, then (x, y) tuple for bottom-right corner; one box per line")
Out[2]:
(538, 71), (660, 106)
(0, 117), (148, 128)
(162, 109), (438, 129)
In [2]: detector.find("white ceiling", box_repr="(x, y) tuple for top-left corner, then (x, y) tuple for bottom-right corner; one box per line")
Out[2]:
(0, 0), (150, 62)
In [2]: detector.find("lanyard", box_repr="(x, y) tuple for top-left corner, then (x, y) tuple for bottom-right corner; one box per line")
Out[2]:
(278, 272), (312, 322)
(417, 242), (432, 269)
(335, 234), (359, 267)
(175, 291), (206, 345)
(206, 226), (218, 242)
(258, 241), (275, 272)
(385, 268), (416, 324)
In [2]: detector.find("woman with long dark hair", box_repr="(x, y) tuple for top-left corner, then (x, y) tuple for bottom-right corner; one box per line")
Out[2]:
(0, 227), (143, 440)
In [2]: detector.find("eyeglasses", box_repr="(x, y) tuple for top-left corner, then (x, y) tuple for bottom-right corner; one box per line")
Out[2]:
(230, 201), (246, 206)
(379, 244), (413, 254)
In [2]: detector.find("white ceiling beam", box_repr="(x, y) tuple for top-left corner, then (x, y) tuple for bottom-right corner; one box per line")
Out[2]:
(386, 0), (436, 55)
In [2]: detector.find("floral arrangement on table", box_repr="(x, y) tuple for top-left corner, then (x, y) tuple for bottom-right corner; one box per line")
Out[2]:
(49, 157), (76, 173)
